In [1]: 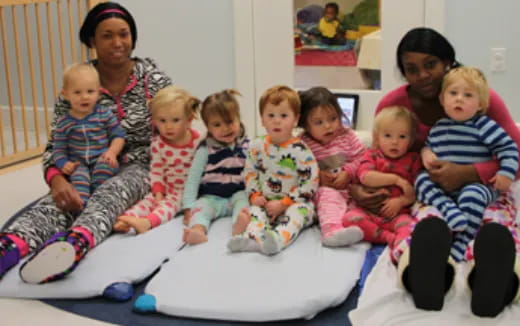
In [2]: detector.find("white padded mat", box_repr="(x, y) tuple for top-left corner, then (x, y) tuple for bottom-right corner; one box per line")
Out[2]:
(349, 247), (520, 326)
(0, 218), (184, 299)
(144, 218), (369, 322)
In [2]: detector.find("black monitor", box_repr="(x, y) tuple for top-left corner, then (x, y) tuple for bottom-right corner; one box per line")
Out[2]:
(335, 93), (359, 129)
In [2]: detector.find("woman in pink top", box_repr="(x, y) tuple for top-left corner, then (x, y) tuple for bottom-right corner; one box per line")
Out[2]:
(369, 27), (520, 317)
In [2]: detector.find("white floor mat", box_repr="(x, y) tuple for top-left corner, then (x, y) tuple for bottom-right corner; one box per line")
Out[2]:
(349, 247), (520, 325)
(0, 218), (184, 299)
(143, 218), (369, 322)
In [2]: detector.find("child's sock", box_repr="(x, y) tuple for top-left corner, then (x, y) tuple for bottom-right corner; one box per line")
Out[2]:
(19, 229), (90, 284)
(261, 230), (282, 255)
(322, 226), (364, 247)
(227, 235), (261, 253)
(0, 235), (21, 279)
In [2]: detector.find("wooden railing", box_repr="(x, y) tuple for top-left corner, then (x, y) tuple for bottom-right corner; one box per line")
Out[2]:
(0, 0), (101, 167)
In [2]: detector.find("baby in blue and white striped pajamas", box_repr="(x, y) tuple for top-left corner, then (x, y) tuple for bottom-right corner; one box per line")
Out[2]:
(415, 67), (519, 261)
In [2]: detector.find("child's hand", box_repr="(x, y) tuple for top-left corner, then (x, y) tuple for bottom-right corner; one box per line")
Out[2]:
(183, 209), (192, 226)
(265, 200), (287, 222)
(252, 195), (267, 207)
(331, 170), (350, 189)
(395, 177), (414, 197)
(380, 198), (403, 218)
(319, 170), (335, 187)
(61, 161), (79, 175)
(490, 174), (513, 192)
(421, 148), (438, 171)
(100, 150), (118, 168)
(154, 192), (164, 202)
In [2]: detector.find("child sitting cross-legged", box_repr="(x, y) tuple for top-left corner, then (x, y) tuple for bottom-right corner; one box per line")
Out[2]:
(181, 89), (250, 245)
(227, 85), (319, 255)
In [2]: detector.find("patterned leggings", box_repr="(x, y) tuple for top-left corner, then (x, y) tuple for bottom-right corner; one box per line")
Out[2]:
(71, 161), (119, 204)
(343, 207), (413, 247)
(391, 190), (520, 264)
(245, 202), (315, 250)
(4, 164), (149, 252)
(415, 171), (497, 260)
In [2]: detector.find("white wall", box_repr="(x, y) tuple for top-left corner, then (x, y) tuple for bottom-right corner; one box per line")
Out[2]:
(122, 0), (235, 100)
(445, 0), (520, 122)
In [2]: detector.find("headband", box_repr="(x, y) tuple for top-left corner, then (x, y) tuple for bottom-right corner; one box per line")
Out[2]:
(95, 8), (126, 19)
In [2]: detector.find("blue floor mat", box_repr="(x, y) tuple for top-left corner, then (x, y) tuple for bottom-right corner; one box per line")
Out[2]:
(43, 272), (361, 326)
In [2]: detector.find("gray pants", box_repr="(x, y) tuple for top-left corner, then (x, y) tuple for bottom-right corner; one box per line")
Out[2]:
(5, 164), (149, 252)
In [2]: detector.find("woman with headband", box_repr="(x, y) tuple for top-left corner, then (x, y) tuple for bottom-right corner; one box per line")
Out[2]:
(0, 2), (172, 284)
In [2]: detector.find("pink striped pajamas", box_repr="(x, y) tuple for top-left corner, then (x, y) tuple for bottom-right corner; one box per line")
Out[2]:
(302, 127), (365, 244)
(122, 130), (201, 228)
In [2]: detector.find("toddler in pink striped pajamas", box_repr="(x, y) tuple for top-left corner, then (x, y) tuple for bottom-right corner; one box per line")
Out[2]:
(299, 87), (367, 246)
(113, 86), (202, 234)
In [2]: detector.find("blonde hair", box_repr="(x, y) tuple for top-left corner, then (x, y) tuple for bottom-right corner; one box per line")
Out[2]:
(259, 85), (300, 116)
(62, 63), (99, 89)
(373, 105), (417, 144)
(149, 85), (200, 119)
(441, 66), (489, 113)
(201, 89), (241, 125)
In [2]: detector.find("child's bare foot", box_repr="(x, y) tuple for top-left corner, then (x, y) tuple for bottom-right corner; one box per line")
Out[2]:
(117, 215), (152, 234)
(183, 225), (208, 245)
(232, 208), (251, 235)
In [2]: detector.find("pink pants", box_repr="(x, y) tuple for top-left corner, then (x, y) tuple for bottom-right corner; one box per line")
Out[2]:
(315, 186), (352, 241)
(343, 207), (413, 248)
(122, 191), (181, 228)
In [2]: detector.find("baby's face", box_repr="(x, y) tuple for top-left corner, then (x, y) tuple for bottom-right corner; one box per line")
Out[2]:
(206, 114), (241, 145)
(440, 78), (482, 122)
(306, 105), (341, 145)
(62, 71), (100, 118)
(153, 101), (192, 144)
(375, 118), (412, 159)
(261, 100), (299, 146)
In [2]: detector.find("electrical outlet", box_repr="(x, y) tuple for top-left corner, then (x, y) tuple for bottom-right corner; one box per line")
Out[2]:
(491, 48), (506, 72)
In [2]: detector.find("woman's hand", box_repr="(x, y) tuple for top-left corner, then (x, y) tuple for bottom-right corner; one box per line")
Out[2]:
(428, 160), (479, 192)
(349, 184), (389, 215)
(50, 174), (83, 212)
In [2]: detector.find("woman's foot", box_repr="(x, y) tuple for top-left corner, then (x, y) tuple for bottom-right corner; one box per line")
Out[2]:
(183, 225), (208, 245)
(470, 222), (516, 317)
(0, 235), (21, 279)
(115, 216), (151, 234)
(232, 208), (251, 236)
(19, 230), (90, 284)
(407, 217), (453, 311)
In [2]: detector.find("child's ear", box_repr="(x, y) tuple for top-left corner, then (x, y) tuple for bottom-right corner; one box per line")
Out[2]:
(439, 93), (444, 107)
(371, 131), (378, 149)
(294, 114), (300, 127)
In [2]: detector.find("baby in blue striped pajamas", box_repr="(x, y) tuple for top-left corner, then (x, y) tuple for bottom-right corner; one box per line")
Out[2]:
(182, 89), (250, 245)
(52, 63), (125, 207)
(416, 66), (519, 261)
